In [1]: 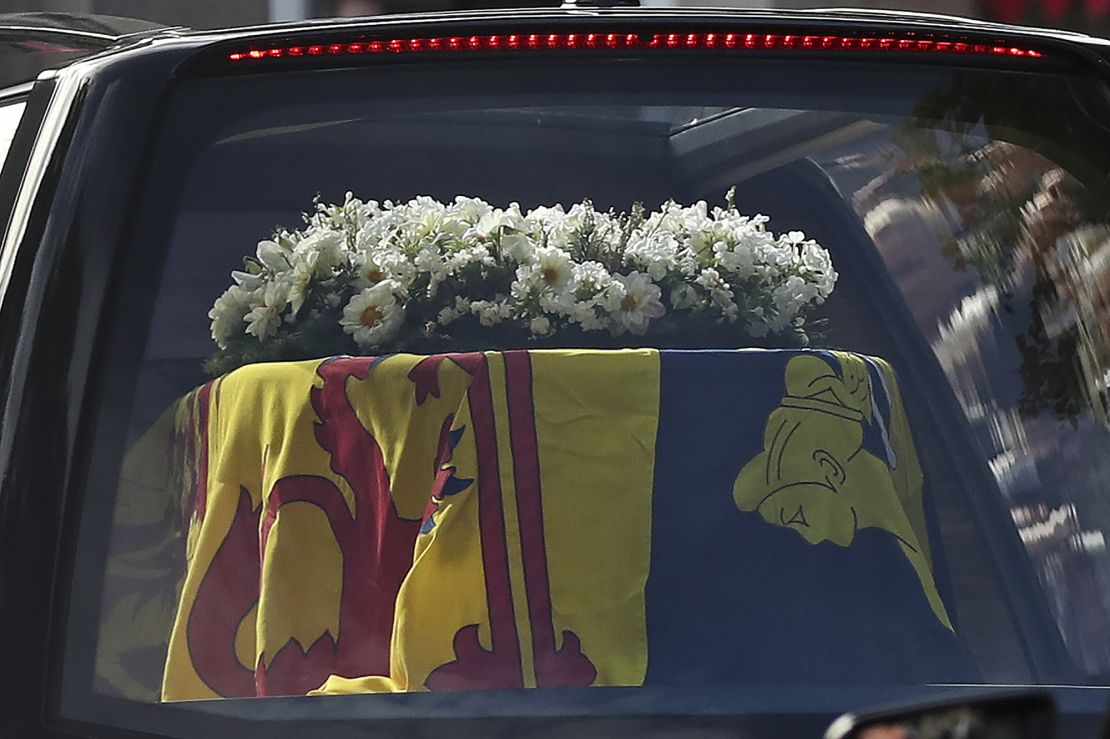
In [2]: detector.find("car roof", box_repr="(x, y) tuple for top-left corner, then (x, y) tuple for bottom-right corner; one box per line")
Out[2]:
(6, 5), (1109, 89)
(0, 12), (173, 89)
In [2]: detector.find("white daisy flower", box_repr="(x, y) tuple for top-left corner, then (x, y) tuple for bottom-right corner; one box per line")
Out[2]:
(340, 280), (405, 349)
(530, 246), (574, 291)
(610, 271), (666, 335)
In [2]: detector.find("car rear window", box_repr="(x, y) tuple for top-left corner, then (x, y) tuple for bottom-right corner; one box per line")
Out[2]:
(61, 51), (1110, 735)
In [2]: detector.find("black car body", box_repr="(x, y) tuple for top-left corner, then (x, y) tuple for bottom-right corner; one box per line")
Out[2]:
(3, 6), (1110, 738)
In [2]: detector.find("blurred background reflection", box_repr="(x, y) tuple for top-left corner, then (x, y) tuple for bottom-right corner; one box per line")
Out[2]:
(4, 1), (1110, 38)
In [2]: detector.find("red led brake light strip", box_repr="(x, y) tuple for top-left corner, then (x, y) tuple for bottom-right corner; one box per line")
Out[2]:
(227, 32), (1045, 62)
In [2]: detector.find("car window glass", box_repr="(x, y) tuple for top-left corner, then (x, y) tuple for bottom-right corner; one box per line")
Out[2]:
(54, 57), (1110, 737)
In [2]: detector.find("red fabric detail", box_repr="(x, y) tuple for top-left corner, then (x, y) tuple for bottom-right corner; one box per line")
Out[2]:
(425, 356), (524, 690)
(187, 485), (260, 697)
(407, 353), (479, 405)
(259, 631), (341, 698)
(423, 624), (525, 690)
(1086, 0), (1110, 14)
(249, 358), (423, 696)
(503, 351), (596, 688)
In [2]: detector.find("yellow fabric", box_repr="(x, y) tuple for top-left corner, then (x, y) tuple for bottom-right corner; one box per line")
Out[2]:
(162, 356), (474, 701)
(531, 350), (656, 686)
(315, 349), (659, 694)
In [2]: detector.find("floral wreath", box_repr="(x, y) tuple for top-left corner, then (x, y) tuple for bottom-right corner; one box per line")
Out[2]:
(206, 190), (837, 375)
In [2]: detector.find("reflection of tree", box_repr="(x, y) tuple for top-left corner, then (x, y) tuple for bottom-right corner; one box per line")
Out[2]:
(1016, 275), (1085, 422)
(869, 76), (1110, 678)
(894, 79), (1110, 424)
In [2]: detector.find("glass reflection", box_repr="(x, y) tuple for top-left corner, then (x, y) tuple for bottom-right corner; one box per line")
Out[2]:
(823, 115), (1110, 676)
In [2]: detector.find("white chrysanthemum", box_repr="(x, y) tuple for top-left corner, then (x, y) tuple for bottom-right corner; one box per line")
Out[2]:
(355, 209), (406, 252)
(610, 272), (666, 335)
(294, 229), (346, 278)
(244, 281), (290, 341)
(340, 280), (405, 349)
(625, 230), (679, 281)
(209, 285), (256, 348)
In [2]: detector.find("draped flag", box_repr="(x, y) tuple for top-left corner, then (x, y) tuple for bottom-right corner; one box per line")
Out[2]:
(152, 349), (969, 702)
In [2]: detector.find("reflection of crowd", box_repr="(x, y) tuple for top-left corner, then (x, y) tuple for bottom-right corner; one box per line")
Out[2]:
(937, 146), (1110, 674)
(930, 141), (1110, 426)
(840, 131), (1110, 676)
(1038, 219), (1110, 425)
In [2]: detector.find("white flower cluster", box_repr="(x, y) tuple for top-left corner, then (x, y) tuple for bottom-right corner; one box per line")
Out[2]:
(208, 193), (836, 365)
